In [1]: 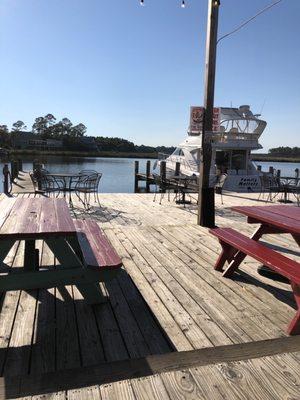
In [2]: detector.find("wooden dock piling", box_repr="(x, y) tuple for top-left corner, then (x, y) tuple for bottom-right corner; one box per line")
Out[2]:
(160, 160), (166, 193)
(134, 161), (139, 193)
(146, 160), (151, 193)
(3, 164), (10, 195)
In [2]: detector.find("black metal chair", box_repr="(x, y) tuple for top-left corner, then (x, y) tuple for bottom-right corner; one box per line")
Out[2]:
(39, 174), (62, 197)
(153, 175), (179, 205)
(75, 173), (102, 210)
(258, 174), (284, 202)
(214, 173), (227, 205)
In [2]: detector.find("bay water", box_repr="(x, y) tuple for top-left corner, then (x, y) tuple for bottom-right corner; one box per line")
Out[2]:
(0, 156), (299, 193)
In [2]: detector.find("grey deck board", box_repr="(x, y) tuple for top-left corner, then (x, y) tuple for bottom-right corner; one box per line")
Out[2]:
(0, 191), (299, 399)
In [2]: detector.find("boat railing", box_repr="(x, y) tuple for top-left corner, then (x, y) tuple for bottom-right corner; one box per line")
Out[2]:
(212, 132), (260, 144)
(158, 153), (199, 172)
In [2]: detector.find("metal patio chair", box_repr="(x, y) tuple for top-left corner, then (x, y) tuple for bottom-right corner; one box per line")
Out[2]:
(153, 174), (179, 205)
(258, 174), (284, 202)
(75, 172), (102, 210)
(39, 174), (62, 197)
(214, 173), (227, 205)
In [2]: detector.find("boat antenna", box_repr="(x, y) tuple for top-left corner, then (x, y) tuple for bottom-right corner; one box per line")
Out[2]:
(217, 0), (284, 44)
(259, 99), (266, 115)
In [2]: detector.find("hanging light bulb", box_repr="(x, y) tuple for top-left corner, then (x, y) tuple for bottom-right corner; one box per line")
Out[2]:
(181, 0), (186, 8)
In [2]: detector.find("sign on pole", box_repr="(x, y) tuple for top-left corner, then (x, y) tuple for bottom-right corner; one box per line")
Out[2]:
(189, 106), (204, 134)
(189, 106), (221, 134)
(212, 107), (221, 132)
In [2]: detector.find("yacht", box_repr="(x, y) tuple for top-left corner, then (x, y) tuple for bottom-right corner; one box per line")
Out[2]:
(154, 105), (267, 192)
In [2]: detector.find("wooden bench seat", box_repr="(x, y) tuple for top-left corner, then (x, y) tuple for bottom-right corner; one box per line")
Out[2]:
(210, 227), (300, 335)
(73, 219), (122, 271)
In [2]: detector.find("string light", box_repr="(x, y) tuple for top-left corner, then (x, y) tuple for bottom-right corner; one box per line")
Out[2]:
(139, 0), (186, 8)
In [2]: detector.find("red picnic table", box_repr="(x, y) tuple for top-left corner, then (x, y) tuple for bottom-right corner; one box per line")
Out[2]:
(210, 205), (300, 334)
(232, 205), (300, 246)
(0, 197), (121, 303)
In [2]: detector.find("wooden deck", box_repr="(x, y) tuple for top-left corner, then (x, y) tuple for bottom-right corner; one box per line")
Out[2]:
(1, 187), (300, 398)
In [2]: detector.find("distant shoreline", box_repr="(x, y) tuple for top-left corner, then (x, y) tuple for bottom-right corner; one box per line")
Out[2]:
(6, 149), (158, 159)
(4, 149), (300, 163)
(251, 154), (300, 163)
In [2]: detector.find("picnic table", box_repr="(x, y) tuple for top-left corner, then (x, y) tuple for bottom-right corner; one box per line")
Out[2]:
(232, 205), (300, 245)
(210, 205), (300, 334)
(0, 197), (122, 303)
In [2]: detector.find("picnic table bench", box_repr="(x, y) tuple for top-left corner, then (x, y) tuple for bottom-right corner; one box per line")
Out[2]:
(210, 205), (300, 335)
(0, 197), (122, 304)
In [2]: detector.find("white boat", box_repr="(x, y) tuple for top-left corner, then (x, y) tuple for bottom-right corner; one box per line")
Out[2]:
(154, 105), (267, 192)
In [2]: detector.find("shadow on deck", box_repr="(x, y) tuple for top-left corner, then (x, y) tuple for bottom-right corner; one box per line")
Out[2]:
(0, 192), (299, 399)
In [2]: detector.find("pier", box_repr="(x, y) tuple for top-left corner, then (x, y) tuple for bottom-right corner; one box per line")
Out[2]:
(0, 183), (299, 398)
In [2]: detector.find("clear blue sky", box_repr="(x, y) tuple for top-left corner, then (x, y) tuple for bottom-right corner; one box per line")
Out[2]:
(1, 0), (299, 151)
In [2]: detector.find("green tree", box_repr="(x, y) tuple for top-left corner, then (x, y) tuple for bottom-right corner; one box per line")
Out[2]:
(70, 123), (86, 137)
(0, 125), (10, 147)
(12, 120), (27, 131)
(32, 114), (56, 137)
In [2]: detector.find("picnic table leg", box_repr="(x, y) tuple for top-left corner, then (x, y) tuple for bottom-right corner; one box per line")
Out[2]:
(288, 282), (300, 335)
(0, 240), (15, 265)
(24, 240), (39, 271)
(46, 237), (106, 304)
(76, 283), (106, 304)
(214, 242), (237, 271)
(291, 234), (300, 247)
(222, 225), (266, 278)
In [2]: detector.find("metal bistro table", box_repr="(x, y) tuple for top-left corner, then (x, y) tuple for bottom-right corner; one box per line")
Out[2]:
(169, 175), (198, 205)
(0, 197), (104, 303)
(278, 176), (300, 204)
(45, 172), (87, 206)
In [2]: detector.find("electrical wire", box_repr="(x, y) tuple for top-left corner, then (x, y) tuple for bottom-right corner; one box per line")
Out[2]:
(217, 0), (284, 44)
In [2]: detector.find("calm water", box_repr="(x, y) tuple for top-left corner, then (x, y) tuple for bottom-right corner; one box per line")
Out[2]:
(0, 157), (150, 193)
(0, 156), (299, 193)
(253, 161), (300, 177)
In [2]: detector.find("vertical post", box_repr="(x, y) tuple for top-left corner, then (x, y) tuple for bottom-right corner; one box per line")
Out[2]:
(198, 0), (220, 228)
(146, 160), (151, 193)
(276, 169), (281, 185)
(175, 162), (181, 176)
(295, 168), (299, 179)
(134, 161), (139, 193)
(269, 166), (274, 175)
(35, 163), (43, 191)
(257, 165), (262, 172)
(174, 161), (181, 194)
(3, 164), (10, 195)
(160, 161), (166, 193)
(18, 159), (23, 172)
(11, 160), (18, 181)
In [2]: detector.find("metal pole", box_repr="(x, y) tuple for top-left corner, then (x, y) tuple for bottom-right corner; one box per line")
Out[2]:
(198, 0), (220, 227)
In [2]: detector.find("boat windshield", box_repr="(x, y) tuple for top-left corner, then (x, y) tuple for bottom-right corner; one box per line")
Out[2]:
(172, 147), (185, 156)
(220, 118), (262, 134)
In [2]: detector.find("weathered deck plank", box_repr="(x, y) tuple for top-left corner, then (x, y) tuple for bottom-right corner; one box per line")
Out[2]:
(0, 191), (299, 399)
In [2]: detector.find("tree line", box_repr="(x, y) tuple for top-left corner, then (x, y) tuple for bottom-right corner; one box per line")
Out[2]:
(0, 115), (175, 154)
(0, 114), (86, 143)
(269, 147), (300, 156)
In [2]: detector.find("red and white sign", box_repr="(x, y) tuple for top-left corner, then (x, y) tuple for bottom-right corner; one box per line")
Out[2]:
(189, 106), (204, 133)
(212, 107), (221, 132)
(189, 106), (221, 133)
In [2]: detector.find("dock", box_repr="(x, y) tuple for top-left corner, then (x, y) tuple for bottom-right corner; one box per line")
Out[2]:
(0, 185), (300, 398)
